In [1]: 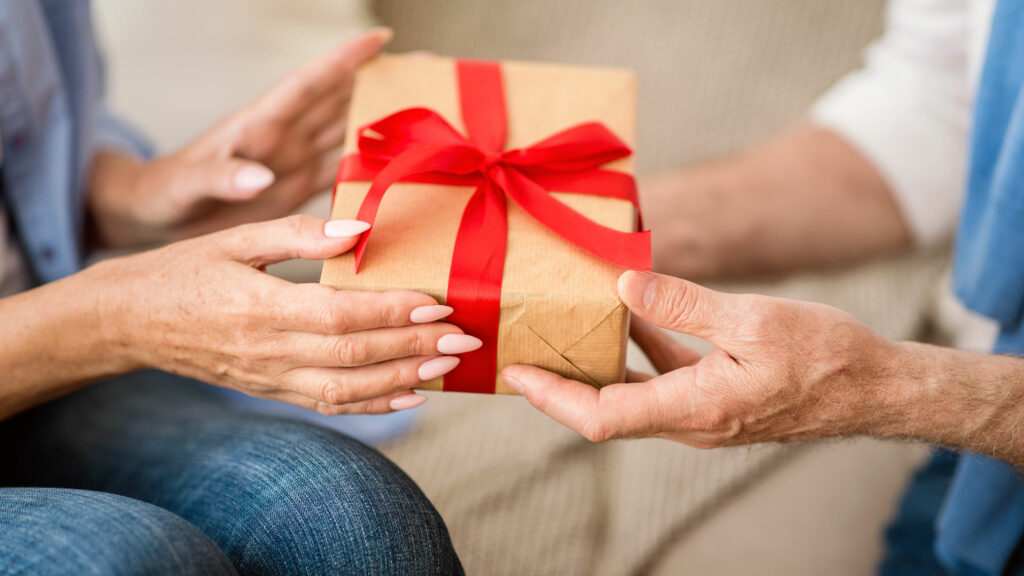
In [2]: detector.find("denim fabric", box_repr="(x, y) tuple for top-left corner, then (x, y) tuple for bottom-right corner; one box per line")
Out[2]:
(0, 488), (237, 576)
(0, 371), (463, 575)
(0, 0), (415, 445)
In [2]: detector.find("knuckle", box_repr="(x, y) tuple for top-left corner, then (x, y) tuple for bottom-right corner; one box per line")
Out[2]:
(661, 281), (704, 327)
(737, 296), (777, 337)
(392, 362), (417, 387)
(379, 298), (406, 327)
(332, 337), (368, 366)
(580, 418), (611, 443)
(283, 213), (313, 235)
(320, 299), (349, 333)
(690, 404), (740, 446)
(319, 378), (352, 405)
(409, 329), (431, 355)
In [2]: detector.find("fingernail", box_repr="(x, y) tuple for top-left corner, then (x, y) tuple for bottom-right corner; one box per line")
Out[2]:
(418, 356), (460, 381)
(620, 270), (658, 309)
(372, 27), (393, 44)
(324, 219), (371, 238)
(436, 334), (483, 355)
(410, 305), (454, 323)
(502, 369), (524, 394)
(390, 393), (428, 411)
(233, 164), (275, 192)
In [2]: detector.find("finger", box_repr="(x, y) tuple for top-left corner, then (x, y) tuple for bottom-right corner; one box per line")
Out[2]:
(293, 324), (479, 368)
(259, 389), (427, 415)
(175, 159), (331, 239)
(269, 285), (451, 334)
(630, 316), (703, 374)
(167, 158), (276, 206)
(310, 103), (351, 154)
(215, 214), (369, 267)
(283, 355), (455, 405)
(297, 91), (348, 138)
(619, 270), (737, 345)
(503, 364), (692, 442)
(254, 28), (391, 121)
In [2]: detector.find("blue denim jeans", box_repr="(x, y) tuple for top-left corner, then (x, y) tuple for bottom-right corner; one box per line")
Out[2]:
(0, 371), (463, 575)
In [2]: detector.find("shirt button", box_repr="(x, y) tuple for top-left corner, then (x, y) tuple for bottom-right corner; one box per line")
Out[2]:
(12, 132), (27, 150)
(39, 245), (54, 262)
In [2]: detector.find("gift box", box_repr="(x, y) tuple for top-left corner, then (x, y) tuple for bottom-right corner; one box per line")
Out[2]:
(320, 53), (650, 394)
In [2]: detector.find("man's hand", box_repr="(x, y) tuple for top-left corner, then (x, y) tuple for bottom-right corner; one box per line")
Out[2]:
(88, 29), (391, 248)
(502, 270), (902, 447)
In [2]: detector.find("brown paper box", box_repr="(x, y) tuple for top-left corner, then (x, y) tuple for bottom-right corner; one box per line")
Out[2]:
(320, 54), (637, 394)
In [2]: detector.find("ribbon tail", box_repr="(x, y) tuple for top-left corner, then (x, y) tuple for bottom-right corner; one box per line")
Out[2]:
(444, 180), (508, 393)
(352, 144), (483, 271)
(495, 167), (652, 270)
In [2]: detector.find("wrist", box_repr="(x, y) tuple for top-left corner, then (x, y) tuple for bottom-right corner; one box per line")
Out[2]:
(862, 341), (1012, 447)
(87, 150), (148, 249)
(79, 257), (148, 374)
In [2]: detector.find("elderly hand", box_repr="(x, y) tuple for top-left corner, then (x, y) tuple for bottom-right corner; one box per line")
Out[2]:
(502, 270), (901, 446)
(88, 29), (390, 248)
(88, 214), (479, 414)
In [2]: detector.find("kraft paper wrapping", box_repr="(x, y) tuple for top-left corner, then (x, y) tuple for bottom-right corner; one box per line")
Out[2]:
(320, 54), (637, 394)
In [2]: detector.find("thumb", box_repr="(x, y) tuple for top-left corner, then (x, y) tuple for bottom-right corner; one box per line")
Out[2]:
(171, 158), (276, 205)
(217, 214), (370, 268)
(618, 270), (734, 345)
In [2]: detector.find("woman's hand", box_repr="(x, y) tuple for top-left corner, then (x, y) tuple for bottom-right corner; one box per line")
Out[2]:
(88, 29), (391, 248)
(90, 214), (479, 414)
(502, 270), (900, 446)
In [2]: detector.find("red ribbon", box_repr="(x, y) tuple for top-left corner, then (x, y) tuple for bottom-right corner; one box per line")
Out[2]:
(335, 59), (651, 393)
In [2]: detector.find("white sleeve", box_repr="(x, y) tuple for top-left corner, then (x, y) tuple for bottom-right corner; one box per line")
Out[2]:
(810, 0), (971, 246)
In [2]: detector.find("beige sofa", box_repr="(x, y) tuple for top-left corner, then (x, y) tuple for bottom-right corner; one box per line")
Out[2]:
(95, 1), (944, 573)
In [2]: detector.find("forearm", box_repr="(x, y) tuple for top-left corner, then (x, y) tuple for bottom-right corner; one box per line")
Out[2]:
(869, 342), (1024, 467)
(0, 263), (135, 421)
(643, 123), (911, 279)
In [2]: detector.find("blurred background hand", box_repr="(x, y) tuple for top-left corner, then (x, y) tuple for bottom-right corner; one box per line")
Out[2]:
(88, 28), (391, 248)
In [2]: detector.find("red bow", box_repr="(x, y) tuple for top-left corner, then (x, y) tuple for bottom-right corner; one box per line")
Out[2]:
(335, 59), (651, 393)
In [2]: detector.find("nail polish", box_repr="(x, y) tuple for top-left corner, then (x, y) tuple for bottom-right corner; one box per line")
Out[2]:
(436, 334), (483, 355)
(418, 356), (460, 381)
(324, 220), (371, 238)
(410, 305), (454, 323)
(233, 164), (275, 192)
(390, 394), (428, 411)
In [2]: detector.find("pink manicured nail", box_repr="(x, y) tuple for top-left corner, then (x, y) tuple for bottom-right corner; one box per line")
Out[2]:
(418, 356), (460, 381)
(233, 164), (275, 192)
(436, 334), (483, 355)
(409, 305), (454, 323)
(390, 394), (428, 411)
(324, 220), (371, 238)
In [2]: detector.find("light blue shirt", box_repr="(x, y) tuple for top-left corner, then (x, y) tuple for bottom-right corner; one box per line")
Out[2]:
(0, 0), (151, 284)
(943, 0), (1024, 574)
(0, 0), (416, 444)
